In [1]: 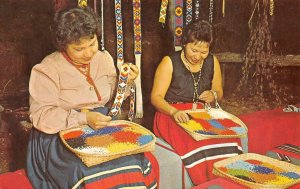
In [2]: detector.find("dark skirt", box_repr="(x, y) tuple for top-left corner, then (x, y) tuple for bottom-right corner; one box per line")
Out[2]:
(26, 108), (157, 189)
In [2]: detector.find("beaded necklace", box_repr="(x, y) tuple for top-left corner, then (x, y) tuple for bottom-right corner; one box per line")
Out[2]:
(181, 52), (203, 110)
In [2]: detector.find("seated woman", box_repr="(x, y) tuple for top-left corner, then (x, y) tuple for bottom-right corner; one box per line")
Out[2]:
(151, 20), (243, 185)
(27, 6), (157, 189)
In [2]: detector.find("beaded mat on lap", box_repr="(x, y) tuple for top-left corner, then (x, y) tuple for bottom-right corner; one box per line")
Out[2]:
(213, 153), (300, 189)
(59, 120), (156, 167)
(178, 108), (248, 141)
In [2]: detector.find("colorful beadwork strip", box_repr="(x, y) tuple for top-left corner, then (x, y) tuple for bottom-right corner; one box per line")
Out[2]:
(133, 0), (143, 118)
(159, 0), (169, 23)
(63, 124), (154, 155)
(195, 0), (200, 20)
(209, 0), (214, 23)
(128, 84), (136, 121)
(78, 0), (87, 7)
(109, 63), (131, 117)
(133, 0), (142, 55)
(219, 160), (300, 185)
(115, 0), (124, 67)
(100, 0), (105, 50)
(270, 0), (274, 16)
(186, 0), (193, 24)
(174, 0), (183, 48)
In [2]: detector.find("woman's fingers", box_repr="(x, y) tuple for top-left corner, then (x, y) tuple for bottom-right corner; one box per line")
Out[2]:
(199, 90), (214, 103)
(86, 112), (112, 130)
(173, 111), (190, 123)
(128, 63), (139, 81)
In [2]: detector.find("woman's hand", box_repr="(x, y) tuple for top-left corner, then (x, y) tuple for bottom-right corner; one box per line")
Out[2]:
(127, 63), (139, 84)
(199, 90), (215, 103)
(171, 110), (190, 123)
(86, 112), (112, 130)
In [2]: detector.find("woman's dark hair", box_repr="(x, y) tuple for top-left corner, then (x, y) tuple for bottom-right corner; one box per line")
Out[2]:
(51, 6), (101, 51)
(181, 20), (213, 47)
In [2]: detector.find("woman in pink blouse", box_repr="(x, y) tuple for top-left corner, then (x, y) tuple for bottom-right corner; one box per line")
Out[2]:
(26, 6), (157, 189)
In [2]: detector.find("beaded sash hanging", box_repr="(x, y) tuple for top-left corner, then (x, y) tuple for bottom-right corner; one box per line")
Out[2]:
(112, 0), (136, 120)
(195, 0), (200, 20)
(270, 0), (274, 16)
(174, 0), (183, 51)
(159, 0), (169, 24)
(108, 63), (135, 121)
(133, 0), (143, 118)
(209, 0), (214, 23)
(78, 0), (87, 7)
(222, 0), (225, 17)
(115, 0), (124, 68)
(100, 0), (105, 50)
(186, 0), (193, 25)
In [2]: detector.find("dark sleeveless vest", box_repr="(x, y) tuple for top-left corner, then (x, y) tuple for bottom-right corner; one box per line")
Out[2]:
(165, 51), (214, 103)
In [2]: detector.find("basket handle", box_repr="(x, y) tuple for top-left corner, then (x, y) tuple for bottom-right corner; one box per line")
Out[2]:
(205, 90), (222, 111)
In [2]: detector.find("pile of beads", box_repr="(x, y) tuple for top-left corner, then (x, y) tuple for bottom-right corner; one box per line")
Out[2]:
(62, 124), (154, 155)
(219, 159), (300, 185)
(181, 110), (246, 136)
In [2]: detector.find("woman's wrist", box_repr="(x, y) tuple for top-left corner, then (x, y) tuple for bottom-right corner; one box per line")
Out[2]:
(169, 108), (179, 116)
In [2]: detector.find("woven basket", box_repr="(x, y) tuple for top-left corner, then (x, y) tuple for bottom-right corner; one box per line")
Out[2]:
(213, 153), (300, 189)
(59, 120), (156, 167)
(178, 108), (248, 141)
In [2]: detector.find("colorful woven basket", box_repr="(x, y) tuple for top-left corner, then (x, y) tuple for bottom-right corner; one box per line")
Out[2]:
(59, 120), (156, 167)
(213, 153), (300, 189)
(178, 108), (248, 141)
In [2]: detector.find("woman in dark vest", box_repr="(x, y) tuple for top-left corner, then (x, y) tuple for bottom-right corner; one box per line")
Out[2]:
(151, 20), (243, 185)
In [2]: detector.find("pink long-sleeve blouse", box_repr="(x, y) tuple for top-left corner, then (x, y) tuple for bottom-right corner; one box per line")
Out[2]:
(29, 50), (117, 134)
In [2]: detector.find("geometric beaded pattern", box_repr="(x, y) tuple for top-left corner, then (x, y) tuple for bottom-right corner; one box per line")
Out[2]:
(186, 0), (193, 24)
(209, 0), (214, 23)
(174, 0), (184, 47)
(195, 0), (200, 20)
(159, 0), (169, 23)
(78, 0), (87, 7)
(128, 85), (136, 121)
(115, 0), (124, 66)
(109, 63), (130, 117)
(269, 0), (274, 16)
(133, 0), (142, 54)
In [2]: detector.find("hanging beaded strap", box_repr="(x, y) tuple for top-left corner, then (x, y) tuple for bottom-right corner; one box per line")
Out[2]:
(133, 0), (143, 118)
(174, 0), (183, 51)
(109, 63), (135, 121)
(195, 0), (200, 20)
(115, 0), (124, 68)
(100, 0), (105, 50)
(186, 0), (193, 24)
(159, 0), (169, 24)
(78, 0), (87, 7)
(208, 0), (214, 23)
(222, 0), (226, 17)
(128, 85), (136, 120)
(270, 0), (274, 16)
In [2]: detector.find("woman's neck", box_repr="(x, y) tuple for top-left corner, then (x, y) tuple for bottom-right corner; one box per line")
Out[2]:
(181, 51), (203, 73)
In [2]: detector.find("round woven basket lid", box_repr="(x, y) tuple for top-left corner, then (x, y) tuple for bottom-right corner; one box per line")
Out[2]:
(177, 108), (247, 140)
(59, 120), (156, 157)
(213, 153), (300, 189)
